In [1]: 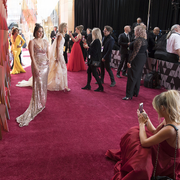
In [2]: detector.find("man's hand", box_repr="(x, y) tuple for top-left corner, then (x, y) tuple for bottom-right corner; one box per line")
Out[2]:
(127, 62), (131, 68)
(102, 58), (105, 62)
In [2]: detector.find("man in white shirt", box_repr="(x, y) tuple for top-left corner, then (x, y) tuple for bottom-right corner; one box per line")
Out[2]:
(166, 24), (180, 62)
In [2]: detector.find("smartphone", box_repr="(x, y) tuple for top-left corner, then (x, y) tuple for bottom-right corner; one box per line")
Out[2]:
(82, 36), (85, 41)
(139, 103), (143, 113)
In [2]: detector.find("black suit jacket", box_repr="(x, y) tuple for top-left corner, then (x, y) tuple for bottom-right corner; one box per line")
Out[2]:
(64, 34), (69, 47)
(147, 32), (161, 53)
(102, 35), (115, 62)
(81, 30), (87, 39)
(88, 39), (101, 64)
(118, 33), (130, 54)
(87, 33), (92, 46)
(50, 30), (58, 43)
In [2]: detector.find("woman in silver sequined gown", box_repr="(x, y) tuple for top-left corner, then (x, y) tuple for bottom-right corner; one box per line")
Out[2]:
(16, 24), (49, 127)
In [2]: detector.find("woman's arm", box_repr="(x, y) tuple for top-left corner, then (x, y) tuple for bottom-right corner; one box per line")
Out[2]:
(137, 109), (165, 134)
(70, 33), (81, 43)
(45, 40), (50, 62)
(56, 35), (62, 60)
(28, 40), (39, 76)
(18, 35), (25, 48)
(128, 38), (142, 64)
(138, 112), (173, 147)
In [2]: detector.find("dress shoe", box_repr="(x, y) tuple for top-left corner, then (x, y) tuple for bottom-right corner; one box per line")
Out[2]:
(133, 94), (138, 97)
(110, 81), (116, 87)
(81, 85), (91, 90)
(122, 97), (132, 100)
(94, 86), (104, 92)
(95, 80), (104, 84)
(122, 73), (128, 77)
(116, 74), (122, 78)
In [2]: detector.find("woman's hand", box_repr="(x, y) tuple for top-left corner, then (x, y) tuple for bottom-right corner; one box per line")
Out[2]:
(83, 44), (89, 49)
(127, 62), (131, 68)
(137, 109), (148, 125)
(69, 32), (72, 37)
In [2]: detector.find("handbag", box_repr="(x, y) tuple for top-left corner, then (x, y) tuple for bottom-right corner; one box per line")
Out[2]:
(151, 124), (178, 180)
(91, 60), (101, 67)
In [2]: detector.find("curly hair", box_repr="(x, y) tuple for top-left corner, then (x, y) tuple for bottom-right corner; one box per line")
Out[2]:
(12, 27), (19, 35)
(152, 90), (180, 123)
(134, 25), (147, 39)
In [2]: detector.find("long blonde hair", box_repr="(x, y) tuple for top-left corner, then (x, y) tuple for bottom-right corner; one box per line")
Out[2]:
(134, 25), (147, 39)
(152, 90), (180, 123)
(58, 23), (67, 36)
(92, 28), (102, 44)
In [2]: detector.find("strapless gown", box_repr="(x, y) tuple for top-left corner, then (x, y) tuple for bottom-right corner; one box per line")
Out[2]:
(67, 39), (86, 72)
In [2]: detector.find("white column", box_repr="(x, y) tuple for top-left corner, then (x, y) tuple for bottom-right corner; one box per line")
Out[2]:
(59, 0), (74, 32)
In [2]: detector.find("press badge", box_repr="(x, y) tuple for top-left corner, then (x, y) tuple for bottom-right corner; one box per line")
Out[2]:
(101, 46), (104, 52)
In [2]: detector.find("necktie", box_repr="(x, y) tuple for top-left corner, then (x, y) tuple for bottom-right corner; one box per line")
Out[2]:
(127, 34), (130, 42)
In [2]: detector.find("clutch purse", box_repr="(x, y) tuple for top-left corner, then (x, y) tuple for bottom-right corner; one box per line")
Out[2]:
(91, 61), (101, 67)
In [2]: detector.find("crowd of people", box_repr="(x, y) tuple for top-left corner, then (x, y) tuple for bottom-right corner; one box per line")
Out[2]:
(9, 18), (180, 179)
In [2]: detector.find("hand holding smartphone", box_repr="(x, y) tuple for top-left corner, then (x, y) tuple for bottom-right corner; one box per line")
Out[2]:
(139, 103), (148, 121)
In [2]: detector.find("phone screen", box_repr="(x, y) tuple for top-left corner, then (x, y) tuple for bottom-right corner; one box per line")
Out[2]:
(139, 103), (143, 113)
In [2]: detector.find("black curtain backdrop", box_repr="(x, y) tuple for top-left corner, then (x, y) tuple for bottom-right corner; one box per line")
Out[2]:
(75, 0), (180, 35)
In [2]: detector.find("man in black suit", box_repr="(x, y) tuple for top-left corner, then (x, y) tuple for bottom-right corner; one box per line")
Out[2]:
(50, 26), (58, 44)
(116, 25), (131, 78)
(64, 33), (69, 63)
(148, 27), (161, 58)
(132, 17), (142, 31)
(131, 17), (142, 39)
(80, 25), (87, 61)
(86, 28), (92, 46)
(101, 26), (116, 87)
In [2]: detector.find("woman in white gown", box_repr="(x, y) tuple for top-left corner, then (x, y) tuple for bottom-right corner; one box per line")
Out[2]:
(47, 23), (70, 91)
(16, 23), (70, 91)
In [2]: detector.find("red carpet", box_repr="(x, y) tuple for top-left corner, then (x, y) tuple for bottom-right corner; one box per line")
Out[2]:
(0, 58), (165, 180)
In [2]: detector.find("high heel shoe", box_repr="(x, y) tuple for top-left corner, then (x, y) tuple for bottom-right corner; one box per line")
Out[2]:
(64, 87), (71, 92)
(122, 97), (132, 100)
(81, 85), (91, 90)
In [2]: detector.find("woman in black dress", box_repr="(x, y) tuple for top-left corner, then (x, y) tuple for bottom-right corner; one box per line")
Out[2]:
(82, 28), (103, 92)
(123, 25), (147, 100)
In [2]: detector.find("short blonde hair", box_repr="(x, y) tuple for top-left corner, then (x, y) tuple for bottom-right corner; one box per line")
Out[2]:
(134, 25), (147, 39)
(152, 90), (180, 123)
(59, 23), (67, 36)
(92, 28), (102, 44)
